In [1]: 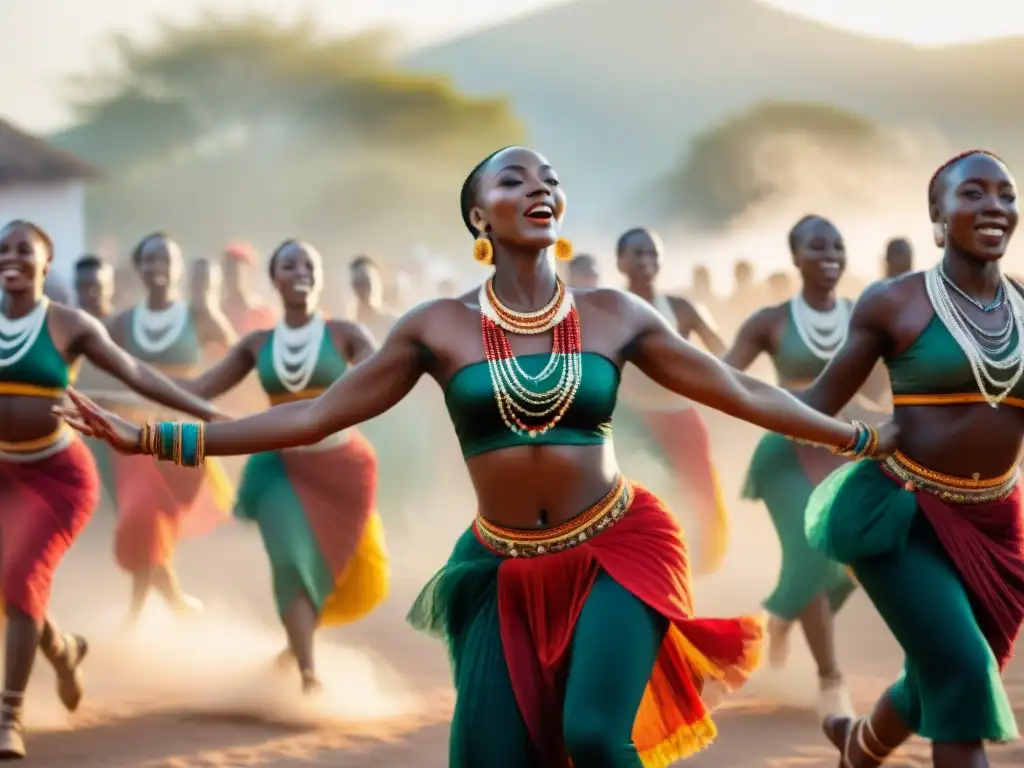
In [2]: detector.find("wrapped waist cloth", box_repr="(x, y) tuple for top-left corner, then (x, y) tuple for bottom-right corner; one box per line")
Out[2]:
(806, 452), (1024, 668)
(408, 477), (762, 766)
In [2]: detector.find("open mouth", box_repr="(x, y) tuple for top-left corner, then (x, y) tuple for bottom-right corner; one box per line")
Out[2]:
(976, 225), (1006, 238)
(293, 283), (313, 294)
(524, 203), (554, 222)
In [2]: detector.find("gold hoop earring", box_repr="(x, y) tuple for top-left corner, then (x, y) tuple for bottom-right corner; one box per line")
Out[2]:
(933, 222), (946, 247)
(473, 236), (494, 265)
(553, 238), (573, 261)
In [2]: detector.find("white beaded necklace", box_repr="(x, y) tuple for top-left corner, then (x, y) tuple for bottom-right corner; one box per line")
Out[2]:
(0, 296), (49, 369)
(789, 294), (850, 361)
(132, 300), (189, 355)
(925, 265), (1024, 407)
(272, 313), (325, 393)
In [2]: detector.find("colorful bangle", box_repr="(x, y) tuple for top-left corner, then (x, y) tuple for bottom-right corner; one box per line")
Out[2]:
(832, 420), (867, 458)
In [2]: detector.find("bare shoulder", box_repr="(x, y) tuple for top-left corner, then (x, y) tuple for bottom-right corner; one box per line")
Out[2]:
(392, 296), (476, 339)
(48, 301), (99, 334)
(573, 286), (643, 316)
(854, 272), (924, 320)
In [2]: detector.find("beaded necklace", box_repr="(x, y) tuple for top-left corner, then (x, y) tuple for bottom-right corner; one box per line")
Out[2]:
(479, 277), (583, 438)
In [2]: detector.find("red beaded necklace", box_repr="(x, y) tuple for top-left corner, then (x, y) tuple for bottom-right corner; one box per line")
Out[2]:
(479, 278), (583, 438)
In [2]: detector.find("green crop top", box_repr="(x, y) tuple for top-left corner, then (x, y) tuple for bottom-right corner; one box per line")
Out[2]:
(888, 314), (1024, 405)
(256, 325), (348, 405)
(0, 314), (70, 398)
(771, 309), (834, 388)
(122, 304), (202, 373)
(444, 352), (618, 459)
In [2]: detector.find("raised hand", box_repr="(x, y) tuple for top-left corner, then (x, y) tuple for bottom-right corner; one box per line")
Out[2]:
(54, 389), (143, 454)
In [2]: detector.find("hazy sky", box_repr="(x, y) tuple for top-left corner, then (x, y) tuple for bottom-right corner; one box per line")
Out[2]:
(5, 0), (1024, 132)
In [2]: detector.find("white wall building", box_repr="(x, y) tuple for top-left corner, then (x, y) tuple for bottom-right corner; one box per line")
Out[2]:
(0, 117), (101, 289)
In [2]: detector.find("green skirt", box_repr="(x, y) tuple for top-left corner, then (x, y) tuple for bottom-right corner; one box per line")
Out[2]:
(235, 432), (386, 626)
(742, 432), (855, 620)
(805, 459), (1019, 743)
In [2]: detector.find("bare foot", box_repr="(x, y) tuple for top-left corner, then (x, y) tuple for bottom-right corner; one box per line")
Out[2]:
(301, 670), (323, 695)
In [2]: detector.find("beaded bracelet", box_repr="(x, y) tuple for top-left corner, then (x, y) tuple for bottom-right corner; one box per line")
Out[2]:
(139, 420), (206, 468)
(831, 420), (879, 459)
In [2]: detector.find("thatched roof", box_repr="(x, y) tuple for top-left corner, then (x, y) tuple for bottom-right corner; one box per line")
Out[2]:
(0, 117), (101, 185)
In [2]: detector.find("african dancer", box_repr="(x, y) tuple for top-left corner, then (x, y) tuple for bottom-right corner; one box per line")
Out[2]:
(63, 147), (896, 768)
(0, 220), (222, 759)
(801, 151), (1023, 767)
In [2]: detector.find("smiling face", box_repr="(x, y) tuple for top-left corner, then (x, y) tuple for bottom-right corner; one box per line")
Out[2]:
(933, 153), (1018, 262)
(271, 241), (323, 306)
(135, 235), (183, 292)
(791, 217), (846, 292)
(0, 221), (50, 294)
(467, 147), (567, 251)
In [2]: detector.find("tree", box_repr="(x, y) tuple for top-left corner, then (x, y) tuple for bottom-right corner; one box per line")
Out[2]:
(53, 13), (523, 264)
(645, 101), (900, 230)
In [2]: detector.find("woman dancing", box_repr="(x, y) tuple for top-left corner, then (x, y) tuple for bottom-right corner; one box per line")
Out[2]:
(795, 151), (1023, 767)
(174, 239), (387, 691)
(106, 233), (236, 623)
(615, 227), (729, 575)
(0, 220), (222, 759)
(63, 147), (894, 768)
(722, 214), (859, 718)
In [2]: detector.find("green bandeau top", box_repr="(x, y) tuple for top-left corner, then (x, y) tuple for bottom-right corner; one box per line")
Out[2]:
(887, 315), (1024, 403)
(255, 325), (348, 405)
(771, 308), (834, 388)
(444, 351), (618, 459)
(123, 305), (202, 370)
(0, 316), (70, 395)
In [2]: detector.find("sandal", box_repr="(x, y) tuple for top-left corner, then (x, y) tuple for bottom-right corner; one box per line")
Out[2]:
(833, 716), (891, 768)
(52, 634), (88, 713)
(0, 695), (25, 760)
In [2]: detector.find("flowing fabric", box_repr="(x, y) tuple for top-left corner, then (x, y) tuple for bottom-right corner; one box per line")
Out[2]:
(805, 458), (1024, 741)
(112, 453), (233, 570)
(743, 432), (854, 619)
(235, 430), (387, 623)
(0, 438), (99, 618)
(409, 483), (762, 767)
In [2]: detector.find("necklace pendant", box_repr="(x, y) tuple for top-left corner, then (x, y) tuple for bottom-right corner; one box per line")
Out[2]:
(528, 429), (538, 438)
(991, 402), (999, 409)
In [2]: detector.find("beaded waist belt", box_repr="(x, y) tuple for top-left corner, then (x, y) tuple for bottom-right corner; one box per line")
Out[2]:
(883, 450), (1018, 504)
(474, 475), (632, 558)
(0, 425), (73, 463)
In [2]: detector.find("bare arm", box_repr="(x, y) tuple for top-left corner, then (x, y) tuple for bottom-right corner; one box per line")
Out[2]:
(721, 307), (776, 370)
(178, 332), (263, 399)
(624, 294), (858, 448)
(798, 284), (892, 416)
(190, 307), (428, 455)
(676, 298), (726, 356)
(329, 319), (377, 366)
(72, 310), (225, 421)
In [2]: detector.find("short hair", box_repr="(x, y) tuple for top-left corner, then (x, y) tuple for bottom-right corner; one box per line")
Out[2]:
(615, 228), (649, 256)
(2, 219), (54, 262)
(349, 255), (378, 271)
(787, 215), (823, 255)
(927, 150), (1004, 221)
(460, 147), (514, 236)
(131, 232), (173, 266)
(75, 254), (107, 272)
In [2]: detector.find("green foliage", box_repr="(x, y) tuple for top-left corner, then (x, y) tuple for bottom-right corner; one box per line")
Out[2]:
(53, 13), (523, 260)
(651, 101), (885, 230)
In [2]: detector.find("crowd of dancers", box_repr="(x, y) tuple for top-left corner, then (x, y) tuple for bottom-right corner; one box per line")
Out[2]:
(0, 145), (1020, 768)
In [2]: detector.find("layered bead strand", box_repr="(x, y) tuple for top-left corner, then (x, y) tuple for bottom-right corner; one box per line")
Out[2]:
(479, 278), (583, 438)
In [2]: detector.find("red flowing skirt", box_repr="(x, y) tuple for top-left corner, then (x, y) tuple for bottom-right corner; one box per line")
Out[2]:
(0, 439), (98, 618)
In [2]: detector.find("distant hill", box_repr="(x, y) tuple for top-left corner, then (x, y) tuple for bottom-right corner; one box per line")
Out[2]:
(406, 0), (1024, 228)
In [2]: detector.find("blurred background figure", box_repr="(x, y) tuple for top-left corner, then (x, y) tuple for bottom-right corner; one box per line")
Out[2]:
(883, 236), (914, 278)
(349, 255), (397, 341)
(73, 254), (115, 319)
(221, 241), (275, 335)
(566, 253), (600, 288)
(766, 270), (795, 303)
